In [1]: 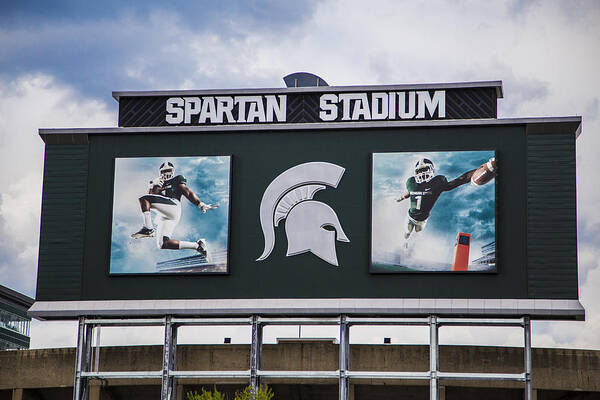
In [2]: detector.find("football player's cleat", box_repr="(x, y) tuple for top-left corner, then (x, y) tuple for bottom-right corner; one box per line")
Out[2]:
(196, 239), (210, 262)
(159, 160), (175, 180)
(131, 227), (155, 238)
(414, 158), (435, 184)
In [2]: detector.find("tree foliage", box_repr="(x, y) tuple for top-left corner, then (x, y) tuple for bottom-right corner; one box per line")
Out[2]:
(186, 385), (274, 400)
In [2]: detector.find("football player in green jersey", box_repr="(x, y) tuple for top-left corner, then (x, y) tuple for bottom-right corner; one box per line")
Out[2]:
(396, 158), (477, 244)
(131, 160), (218, 258)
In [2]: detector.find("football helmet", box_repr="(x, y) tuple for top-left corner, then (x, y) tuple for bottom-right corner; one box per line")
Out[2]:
(414, 158), (435, 184)
(159, 160), (175, 180)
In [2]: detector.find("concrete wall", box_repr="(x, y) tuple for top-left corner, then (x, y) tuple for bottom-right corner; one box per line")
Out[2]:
(1, 343), (599, 399)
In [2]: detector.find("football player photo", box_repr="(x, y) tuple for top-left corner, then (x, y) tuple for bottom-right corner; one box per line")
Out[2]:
(109, 156), (231, 274)
(371, 151), (496, 273)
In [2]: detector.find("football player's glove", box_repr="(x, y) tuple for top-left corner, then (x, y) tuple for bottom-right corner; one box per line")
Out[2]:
(487, 157), (496, 172)
(148, 176), (164, 190)
(198, 202), (219, 213)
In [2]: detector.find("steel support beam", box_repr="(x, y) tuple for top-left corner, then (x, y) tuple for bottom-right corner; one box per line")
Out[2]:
(73, 316), (91, 400)
(430, 315), (439, 400)
(339, 315), (350, 400)
(250, 315), (263, 393)
(83, 322), (93, 400)
(84, 318), (166, 326)
(524, 316), (532, 400)
(70, 313), (535, 399)
(161, 316), (178, 400)
(93, 325), (101, 373)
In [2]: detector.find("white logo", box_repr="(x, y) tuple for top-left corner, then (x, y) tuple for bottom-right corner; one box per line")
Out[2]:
(256, 162), (350, 266)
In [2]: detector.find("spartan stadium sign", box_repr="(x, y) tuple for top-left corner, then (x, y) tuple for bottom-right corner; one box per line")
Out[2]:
(164, 91), (445, 125)
(114, 81), (501, 127)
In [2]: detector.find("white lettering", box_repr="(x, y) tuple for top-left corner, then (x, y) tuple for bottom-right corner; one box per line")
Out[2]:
(352, 93), (371, 120)
(184, 97), (201, 124)
(319, 94), (338, 121)
(338, 94), (353, 121)
(246, 96), (266, 123)
(198, 96), (217, 123)
(398, 91), (416, 119)
(388, 92), (396, 119)
(371, 92), (388, 120)
(216, 96), (235, 123)
(165, 97), (184, 124)
(266, 95), (286, 122)
(417, 90), (445, 119)
(235, 96), (249, 123)
(338, 93), (362, 121)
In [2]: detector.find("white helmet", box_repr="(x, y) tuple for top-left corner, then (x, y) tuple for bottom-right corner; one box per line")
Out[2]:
(414, 158), (434, 183)
(256, 162), (349, 266)
(159, 160), (175, 180)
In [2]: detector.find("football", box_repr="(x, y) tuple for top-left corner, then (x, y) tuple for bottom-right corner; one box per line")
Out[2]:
(471, 157), (497, 186)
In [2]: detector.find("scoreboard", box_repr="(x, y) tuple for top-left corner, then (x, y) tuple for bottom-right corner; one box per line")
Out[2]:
(30, 79), (584, 320)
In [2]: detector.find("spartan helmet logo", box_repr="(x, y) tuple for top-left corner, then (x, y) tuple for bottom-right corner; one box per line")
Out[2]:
(256, 162), (350, 266)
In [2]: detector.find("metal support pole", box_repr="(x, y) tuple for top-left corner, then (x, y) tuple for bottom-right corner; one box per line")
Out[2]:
(93, 325), (101, 372)
(82, 322), (93, 400)
(524, 316), (532, 400)
(339, 315), (349, 400)
(73, 317), (88, 400)
(171, 320), (178, 400)
(250, 315), (263, 393)
(429, 315), (439, 400)
(161, 316), (177, 400)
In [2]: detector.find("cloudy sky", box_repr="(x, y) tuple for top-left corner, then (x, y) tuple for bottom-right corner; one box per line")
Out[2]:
(1, 0), (599, 349)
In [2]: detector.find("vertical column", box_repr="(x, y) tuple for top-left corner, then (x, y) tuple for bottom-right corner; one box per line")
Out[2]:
(524, 316), (532, 400)
(171, 320), (179, 400)
(429, 315), (439, 400)
(339, 315), (349, 400)
(11, 388), (23, 400)
(93, 325), (101, 372)
(250, 315), (263, 392)
(162, 316), (178, 400)
(73, 316), (89, 400)
(84, 323), (93, 371)
(176, 383), (185, 400)
(439, 385), (446, 400)
(88, 383), (101, 400)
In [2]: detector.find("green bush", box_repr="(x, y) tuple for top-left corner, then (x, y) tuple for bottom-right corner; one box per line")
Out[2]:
(186, 386), (226, 400)
(234, 385), (274, 400)
(186, 385), (274, 400)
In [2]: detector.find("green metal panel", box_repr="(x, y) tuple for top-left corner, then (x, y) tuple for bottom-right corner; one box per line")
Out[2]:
(36, 144), (89, 301)
(35, 124), (579, 302)
(77, 125), (528, 300)
(527, 134), (578, 298)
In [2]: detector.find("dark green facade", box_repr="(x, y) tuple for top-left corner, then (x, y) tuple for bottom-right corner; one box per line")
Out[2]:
(35, 120), (580, 302)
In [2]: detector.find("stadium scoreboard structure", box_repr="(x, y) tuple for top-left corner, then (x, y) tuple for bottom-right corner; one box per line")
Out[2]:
(30, 76), (584, 400)
(30, 79), (583, 320)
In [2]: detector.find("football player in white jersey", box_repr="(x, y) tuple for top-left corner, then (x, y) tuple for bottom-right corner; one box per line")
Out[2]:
(131, 160), (218, 258)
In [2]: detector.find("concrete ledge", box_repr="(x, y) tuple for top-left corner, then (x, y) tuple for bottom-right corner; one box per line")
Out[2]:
(28, 298), (585, 320)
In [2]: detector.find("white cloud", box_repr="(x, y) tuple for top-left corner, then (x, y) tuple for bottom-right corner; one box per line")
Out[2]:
(0, 74), (113, 296)
(29, 320), (78, 349)
(11, 1), (600, 350)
